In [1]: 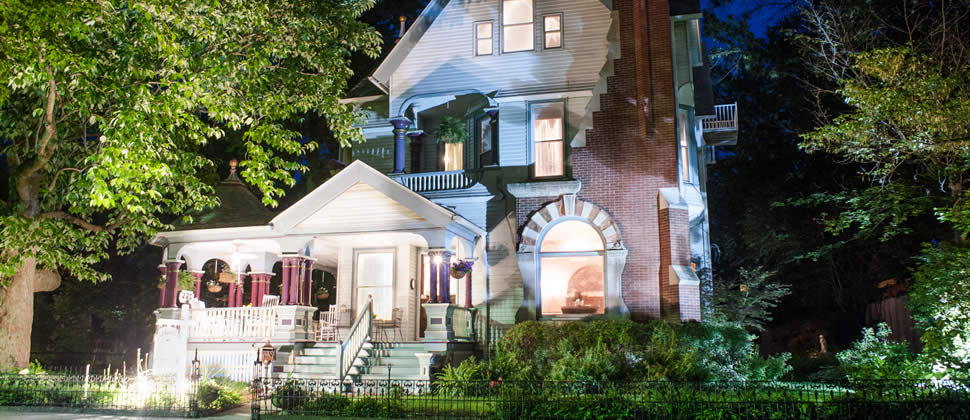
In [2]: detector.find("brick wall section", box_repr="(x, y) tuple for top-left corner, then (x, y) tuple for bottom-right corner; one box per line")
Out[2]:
(574, 0), (679, 320)
(658, 205), (691, 320)
(515, 0), (691, 321)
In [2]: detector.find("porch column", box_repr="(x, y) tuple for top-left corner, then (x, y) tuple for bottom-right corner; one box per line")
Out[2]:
(228, 281), (237, 307)
(429, 251), (439, 303)
(164, 260), (183, 308)
(250, 274), (260, 307)
(303, 259), (314, 306)
(390, 117), (410, 174)
(281, 257), (292, 305)
(438, 251), (452, 304)
(288, 257), (302, 305)
(157, 264), (167, 308)
(236, 275), (246, 307)
(190, 272), (204, 298)
(465, 272), (473, 308)
(262, 274), (271, 304)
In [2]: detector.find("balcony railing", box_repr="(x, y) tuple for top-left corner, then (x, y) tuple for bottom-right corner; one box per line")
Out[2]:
(701, 103), (738, 131)
(187, 307), (278, 341)
(393, 170), (478, 192)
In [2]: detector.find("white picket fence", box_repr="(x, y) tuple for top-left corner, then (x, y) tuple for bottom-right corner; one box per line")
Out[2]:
(195, 350), (260, 382)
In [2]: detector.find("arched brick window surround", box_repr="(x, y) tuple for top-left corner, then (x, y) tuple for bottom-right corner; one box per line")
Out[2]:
(516, 194), (629, 319)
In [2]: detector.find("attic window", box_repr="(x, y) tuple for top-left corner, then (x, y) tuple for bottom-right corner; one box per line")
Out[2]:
(543, 15), (562, 49)
(475, 21), (493, 56)
(502, 0), (534, 52)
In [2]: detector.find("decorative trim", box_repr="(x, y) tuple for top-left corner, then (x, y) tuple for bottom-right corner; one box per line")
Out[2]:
(507, 180), (582, 198)
(518, 194), (624, 252)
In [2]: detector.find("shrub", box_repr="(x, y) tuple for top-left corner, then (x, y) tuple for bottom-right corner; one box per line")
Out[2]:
(837, 323), (917, 380)
(492, 319), (789, 383)
(299, 393), (350, 416)
(197, 378), (242, 412)
(436, 356), (488, 396)
(271, 379), (308, 412)
(910, 244), (970, 379)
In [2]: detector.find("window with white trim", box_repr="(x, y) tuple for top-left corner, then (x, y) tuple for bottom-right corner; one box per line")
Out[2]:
(475, 21), (493, 56)
(502, 0), (534, 52)
(531, 102), (565, 177)
(543, 15), (562, 49)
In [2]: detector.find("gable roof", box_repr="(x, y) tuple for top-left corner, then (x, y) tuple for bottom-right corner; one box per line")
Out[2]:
(270, 160), (483, 235)
(368, 0), (448, 94)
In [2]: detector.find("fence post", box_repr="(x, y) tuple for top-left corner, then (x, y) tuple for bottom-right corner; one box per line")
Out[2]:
(251, 360), (262, 420)
(189, 350), (200, 417)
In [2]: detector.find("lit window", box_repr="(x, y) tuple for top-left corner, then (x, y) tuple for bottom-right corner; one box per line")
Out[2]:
(680, 114), (693, 183)
(443, 142), (463, 171)
(503, 0), (534, 52)
(543, 15), (562, 49)
(475, 22), (493, 56)
(356, 252), (393, 320)
(531, 102), (564, 177)
(539, 220), (605, 316)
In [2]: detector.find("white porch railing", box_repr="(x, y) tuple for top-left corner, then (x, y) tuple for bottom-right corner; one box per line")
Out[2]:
(701, 103), (738, 131)
(188, 307), (278, 341)
(392, 170), (477, 192)
(337, 298), (372, 381)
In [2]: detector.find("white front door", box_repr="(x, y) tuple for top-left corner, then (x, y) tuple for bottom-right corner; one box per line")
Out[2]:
(355, 251), (394, 320)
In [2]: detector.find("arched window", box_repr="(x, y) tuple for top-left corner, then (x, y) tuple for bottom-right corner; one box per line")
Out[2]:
(538, 219), (605, 316)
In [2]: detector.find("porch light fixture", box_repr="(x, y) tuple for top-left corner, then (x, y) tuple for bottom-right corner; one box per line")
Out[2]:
(433, 255), (443, 265)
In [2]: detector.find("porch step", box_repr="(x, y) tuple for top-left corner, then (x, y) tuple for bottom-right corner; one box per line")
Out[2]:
(275, 341), (428, 381)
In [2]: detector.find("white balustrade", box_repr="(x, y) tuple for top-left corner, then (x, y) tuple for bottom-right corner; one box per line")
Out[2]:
(701, 103), (738, 131)
(195, 350), (258, 382)
(352, 144), (392, 160)
(392, 170), (475, 192)
(337, 298), (372, 381)
(187, 307), (278, 341)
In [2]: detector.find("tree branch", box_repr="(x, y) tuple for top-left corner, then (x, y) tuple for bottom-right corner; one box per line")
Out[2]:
(38, 211), (128, 233)
(46, 167), (84, 191)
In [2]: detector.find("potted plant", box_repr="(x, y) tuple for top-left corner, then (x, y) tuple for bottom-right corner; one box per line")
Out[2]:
(177, 271), (197, 291)
(450, 260), (473, 279)
(218, 270), (237, 284)
(206, 280), (222, 293)
(157, 277), (166, 290)
(316, 287), (330, 300)
(435, 116), (467, 144)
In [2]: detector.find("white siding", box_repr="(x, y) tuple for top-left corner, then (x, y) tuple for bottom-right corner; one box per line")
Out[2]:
(389, 0), (613, 114)
(498, 101), (528, 166)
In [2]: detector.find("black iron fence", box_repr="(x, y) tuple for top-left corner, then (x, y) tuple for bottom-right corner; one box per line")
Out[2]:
(251, 378), (970, 420)
(0, 373), (199, 417)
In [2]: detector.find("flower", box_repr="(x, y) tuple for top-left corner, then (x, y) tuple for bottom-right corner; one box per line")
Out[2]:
(451, 260), (474, 275)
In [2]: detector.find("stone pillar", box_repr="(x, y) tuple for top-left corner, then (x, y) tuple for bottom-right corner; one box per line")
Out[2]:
(190, 272), (203, 299)
(429, 252), (439, 304)
(390, 117), (410, 174)
(164, 260), (183, 308)
(158, 264), (167, 308)
(438, 251), (452, 304)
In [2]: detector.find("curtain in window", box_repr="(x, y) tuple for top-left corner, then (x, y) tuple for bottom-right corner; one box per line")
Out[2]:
(532, 102), (564, 177)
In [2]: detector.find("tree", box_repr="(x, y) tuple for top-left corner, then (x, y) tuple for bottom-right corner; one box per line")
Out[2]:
(0, 0), (380, 369)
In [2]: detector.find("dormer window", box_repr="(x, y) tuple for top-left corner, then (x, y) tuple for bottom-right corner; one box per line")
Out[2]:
(543, 15), (562, 49)
(475, 21), (493, 56)
(502, 0), (534, 52)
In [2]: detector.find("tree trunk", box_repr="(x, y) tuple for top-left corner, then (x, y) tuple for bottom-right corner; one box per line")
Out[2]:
(0, 257), (61, 371)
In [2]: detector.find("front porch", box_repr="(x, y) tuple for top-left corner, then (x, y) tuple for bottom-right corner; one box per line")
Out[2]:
(149, 161), (490, 382)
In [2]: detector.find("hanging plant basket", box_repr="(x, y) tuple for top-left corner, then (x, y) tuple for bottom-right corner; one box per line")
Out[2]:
(218, 272), (236, 284)
(157, 281), (165, 290)
(317, 291), (330, 300)
(207, 281), (223, 293)
(450, 260), (473, 279)
(435, 116), (467, 144)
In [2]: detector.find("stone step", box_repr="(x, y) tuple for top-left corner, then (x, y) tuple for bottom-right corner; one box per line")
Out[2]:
(365, 365), (420, 377)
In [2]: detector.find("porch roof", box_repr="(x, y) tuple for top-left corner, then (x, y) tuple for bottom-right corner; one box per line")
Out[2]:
(152, 160), (484, 268)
